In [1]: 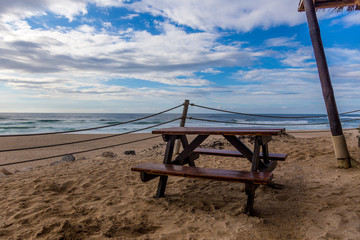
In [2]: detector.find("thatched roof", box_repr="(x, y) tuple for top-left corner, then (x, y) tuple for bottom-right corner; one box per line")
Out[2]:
(298, 0), (360, 12)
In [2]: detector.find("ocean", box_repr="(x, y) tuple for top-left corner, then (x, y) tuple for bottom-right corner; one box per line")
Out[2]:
(0, 112), (359, 136)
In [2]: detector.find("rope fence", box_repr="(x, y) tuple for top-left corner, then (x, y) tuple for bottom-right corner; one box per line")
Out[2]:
(0, 103), (183, 137)
(190, 103), (360, 119)
(0, 103), (185, 167)
(187, 103), (359, 133)
(187, 116), (360, 126)
(288, 128), (358, 133)
(0, 135), (161, 167)
(0, 117), (180, 153)
(0, 100), (359, 167)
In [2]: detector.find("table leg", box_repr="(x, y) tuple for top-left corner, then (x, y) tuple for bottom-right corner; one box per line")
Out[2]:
(172, 135), (208, 166)
(257, 136), (278, 172)
(262, 143), (270, 164)
(245, 183), (258, 215)
(179, 136), (195, 166)
(251, 136), (261, 172)
(156, 135), (176, 198)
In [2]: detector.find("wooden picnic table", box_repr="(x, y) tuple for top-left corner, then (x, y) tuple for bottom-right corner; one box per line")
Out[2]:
(132, 127), (286, 215)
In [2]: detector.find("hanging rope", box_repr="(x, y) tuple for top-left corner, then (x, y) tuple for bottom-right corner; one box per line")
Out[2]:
(0, 135), (161, 167)
(0, 117), (181, 153)
(187, 116), (360, 126)
(190, 103), (360, 119)
(0, 104), (183, 137)
(288, 128), (358, 134)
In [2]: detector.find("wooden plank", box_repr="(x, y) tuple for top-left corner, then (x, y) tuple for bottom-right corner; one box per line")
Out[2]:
(131, 163), (273, 185)
(152, 127), (284, 136)
(193, 148), (287, 161)
(315, 0), (359, 8)
(299, 0), (360, 12)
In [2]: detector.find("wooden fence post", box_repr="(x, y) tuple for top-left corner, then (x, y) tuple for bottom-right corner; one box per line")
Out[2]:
(174, 99), (189, 155)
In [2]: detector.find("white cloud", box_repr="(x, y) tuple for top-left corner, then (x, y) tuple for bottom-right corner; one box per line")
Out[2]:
(0, 0), (131, 22)
(327, 48), (360, 64)
(250, 91), (277, 95)
(332, 13), (360, 27)
(201, 68), (222, 74)
(0, 0), (88, 22)
(280, 47), (315, 67)
(235, 68), (318, 82)
(265, 35), (300, 48)
(131, 0), (306, 32)
(120, 13), (139, 20)
(0, 17), (257, 99)
(0, 0), (358, 113)
(325, 48), (360, 83)
(102, 21), (112, 28)
(0, 75), (186, 101)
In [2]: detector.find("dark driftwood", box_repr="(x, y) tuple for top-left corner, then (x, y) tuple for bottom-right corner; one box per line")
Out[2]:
(132, 163), (273, 185)
(193, 148), (287, 161)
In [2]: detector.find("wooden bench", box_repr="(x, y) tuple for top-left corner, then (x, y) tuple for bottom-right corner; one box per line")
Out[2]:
(194, 148), (287, 161)
(131, 163), (273, 215)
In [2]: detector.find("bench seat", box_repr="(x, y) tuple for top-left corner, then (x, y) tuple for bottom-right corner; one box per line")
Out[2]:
(194, 148), (287, 161)
(131, 163), (273, 185)
(132, 163), (274, 215)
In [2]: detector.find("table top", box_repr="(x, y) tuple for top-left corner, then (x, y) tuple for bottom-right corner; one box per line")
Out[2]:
(152, 127), (285, 136)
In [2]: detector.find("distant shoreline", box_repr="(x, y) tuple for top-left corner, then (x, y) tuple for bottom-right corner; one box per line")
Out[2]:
(1, 112), (359, 136)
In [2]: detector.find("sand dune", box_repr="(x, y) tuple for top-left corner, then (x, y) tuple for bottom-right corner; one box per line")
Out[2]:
(0, 131), (360, 239)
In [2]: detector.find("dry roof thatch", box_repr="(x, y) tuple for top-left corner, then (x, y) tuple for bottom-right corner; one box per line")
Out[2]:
(298, 0), (360, 12)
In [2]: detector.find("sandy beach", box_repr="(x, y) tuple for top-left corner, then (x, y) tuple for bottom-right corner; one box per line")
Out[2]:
(0, 130), (360, 239)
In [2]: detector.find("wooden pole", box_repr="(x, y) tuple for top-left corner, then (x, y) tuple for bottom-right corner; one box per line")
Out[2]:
(358, 124), (360, 148)
(174, 99), (189, 155)
(303, 0), (351, 168)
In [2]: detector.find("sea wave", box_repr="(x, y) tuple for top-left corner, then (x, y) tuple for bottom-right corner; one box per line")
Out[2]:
(235, 119), (310, 125)
(38, 120), (62, 123)
(0, 126), (36, 130)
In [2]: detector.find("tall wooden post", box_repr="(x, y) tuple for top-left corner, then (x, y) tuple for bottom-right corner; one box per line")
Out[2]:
(174, 99), (189, 155)
(303, 0), (351, 168)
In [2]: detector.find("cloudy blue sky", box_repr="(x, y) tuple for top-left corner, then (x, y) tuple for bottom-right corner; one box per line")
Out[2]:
(0, 0), (359, 113)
